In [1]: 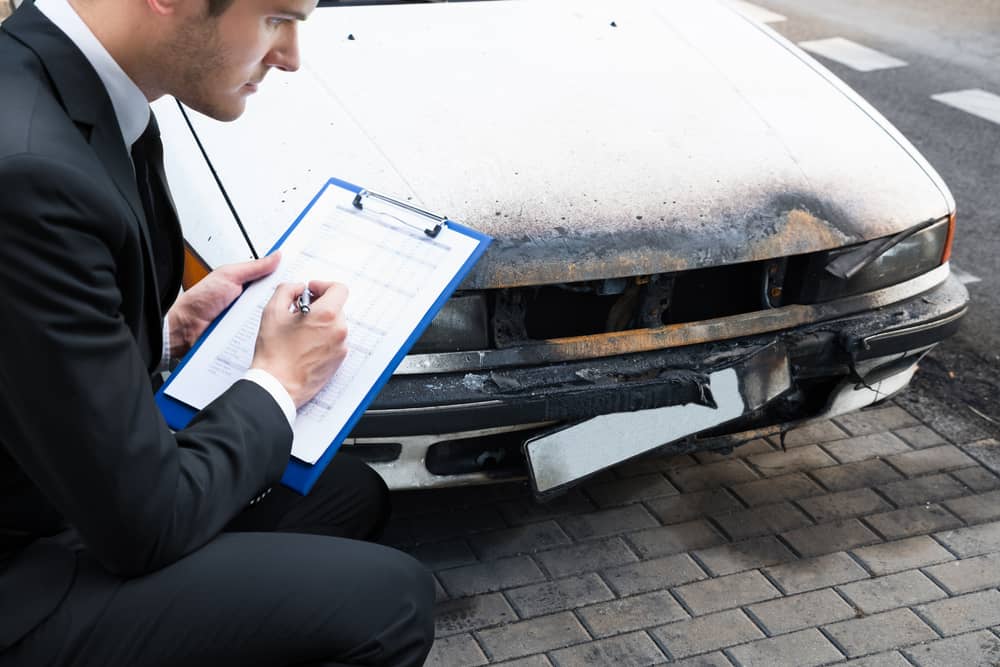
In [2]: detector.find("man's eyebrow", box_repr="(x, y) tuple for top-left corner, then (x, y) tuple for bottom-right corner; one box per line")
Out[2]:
(276, 7), (309, 20)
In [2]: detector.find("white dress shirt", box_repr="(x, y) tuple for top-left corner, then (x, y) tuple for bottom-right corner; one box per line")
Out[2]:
(34, 0), (297, 428)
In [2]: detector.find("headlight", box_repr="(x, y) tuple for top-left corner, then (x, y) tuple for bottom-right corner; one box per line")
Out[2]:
(411, 293), (489, 353)
(788, 216), (952, 303)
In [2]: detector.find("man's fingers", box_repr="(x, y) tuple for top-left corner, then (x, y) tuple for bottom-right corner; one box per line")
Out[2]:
(223, 252), (282, 285)
(309, 281), (348, 312)
(270, 281), (304, 313)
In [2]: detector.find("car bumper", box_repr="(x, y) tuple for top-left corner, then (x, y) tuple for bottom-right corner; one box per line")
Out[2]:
(345, 266), (968, 491)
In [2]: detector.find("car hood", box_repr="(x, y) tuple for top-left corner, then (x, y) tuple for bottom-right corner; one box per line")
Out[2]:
(162, 0), (954, 289)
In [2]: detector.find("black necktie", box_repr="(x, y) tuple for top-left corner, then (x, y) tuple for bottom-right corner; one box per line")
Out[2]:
(130, 112), (180, 307)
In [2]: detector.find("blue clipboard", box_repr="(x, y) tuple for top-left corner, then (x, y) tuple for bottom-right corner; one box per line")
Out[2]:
(155, 177), (492, 494)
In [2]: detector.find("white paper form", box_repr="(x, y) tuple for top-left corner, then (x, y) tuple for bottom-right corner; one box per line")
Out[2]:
(164, 185), (481, 464)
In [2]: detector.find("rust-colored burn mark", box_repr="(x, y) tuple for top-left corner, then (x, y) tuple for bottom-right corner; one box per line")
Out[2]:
(746, 208), (853, 259)
(465, 192), (870, 290)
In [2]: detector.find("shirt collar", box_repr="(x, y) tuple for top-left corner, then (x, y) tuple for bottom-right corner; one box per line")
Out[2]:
(35, 0), (150, 147)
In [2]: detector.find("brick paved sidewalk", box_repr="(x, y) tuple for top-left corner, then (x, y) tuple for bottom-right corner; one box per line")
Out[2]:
(383, 404), (1000, 666)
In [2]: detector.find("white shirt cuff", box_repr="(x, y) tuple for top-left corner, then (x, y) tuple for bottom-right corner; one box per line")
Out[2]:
(242, 369), (297, 429)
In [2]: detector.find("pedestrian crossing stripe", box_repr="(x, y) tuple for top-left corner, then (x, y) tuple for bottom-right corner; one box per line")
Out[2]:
(726, 1), (787, 24)
(798, 37), (908, 72)
(932, 89), (1000, 127)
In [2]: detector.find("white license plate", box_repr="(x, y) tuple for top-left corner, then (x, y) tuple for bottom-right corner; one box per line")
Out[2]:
(524, 347), (790, 495)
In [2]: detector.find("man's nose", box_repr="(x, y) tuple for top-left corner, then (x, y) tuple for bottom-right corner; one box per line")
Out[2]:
(266, 29), (301, 72)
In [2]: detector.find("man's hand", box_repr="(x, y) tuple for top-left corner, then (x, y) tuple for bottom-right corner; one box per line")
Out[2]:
(251, 280), (349, 408)
(167, 253), (281, 359)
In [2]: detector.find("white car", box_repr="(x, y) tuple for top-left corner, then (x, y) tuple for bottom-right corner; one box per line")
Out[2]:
(157, 0), (968, 496)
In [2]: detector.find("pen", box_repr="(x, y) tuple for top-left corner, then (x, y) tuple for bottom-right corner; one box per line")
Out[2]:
(296, 286), (314, 314)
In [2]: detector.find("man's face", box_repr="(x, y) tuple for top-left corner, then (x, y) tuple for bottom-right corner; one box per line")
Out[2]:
(160, 0), (317, 121)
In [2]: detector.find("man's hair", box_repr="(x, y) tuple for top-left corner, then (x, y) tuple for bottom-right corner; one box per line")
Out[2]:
(206, 0), (236, 17)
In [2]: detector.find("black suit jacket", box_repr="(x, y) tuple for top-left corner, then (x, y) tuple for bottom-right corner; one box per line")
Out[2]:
(0, 3), (293, 650)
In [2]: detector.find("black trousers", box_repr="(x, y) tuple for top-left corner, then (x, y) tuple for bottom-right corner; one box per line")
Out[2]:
(2, 453), (435, 667)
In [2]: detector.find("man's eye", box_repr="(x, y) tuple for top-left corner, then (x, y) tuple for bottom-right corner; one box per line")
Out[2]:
(267, 17), (288, 27)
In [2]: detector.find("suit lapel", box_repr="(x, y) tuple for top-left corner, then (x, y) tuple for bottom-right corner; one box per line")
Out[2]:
(3, 3), (168, 361)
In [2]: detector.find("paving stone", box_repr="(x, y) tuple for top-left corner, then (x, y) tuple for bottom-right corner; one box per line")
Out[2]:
(916, 589), (1000, 636)
(505, 573), (614, 619)
(824, 608), (938, 658)
(653, 609), (764, 658)
(944, 489), (1000, 523)
(582, 473), (678, 508)
(407, 539), (478, 571)
(842, 652), (913, 666)
(477, 612), (590, 662)
(835, 406), (920, 437)
(725, 628), (844, 667)
(494, 657), (552, 667)
(693, 536), (796, 576)
(796, 488), (893, 523)
(613, 453), (699, 478)
(469, 521), (573, 561)
(693, 438), (774, 463)
(837, 570), (947, 615)
(674, 570), (781, 616)
(425, 633), (487, 667)
(601, 553), (707, 597)
(903, 629), (1000, 667)
(434, 575), (448, 602)
(559, 505), (659, 541)
(822, 432), (912, 464)
(935, 520), (1000, 557)
(667, 459), (759, 492)
(435, 593), (518, 637)
(894, 425), (947, 449)
(923, 552), (1000, 594)
(493, 657), (556, 667)
(886, 445), (978, 477)
(578, 590), (688, 637)
(852, 536), (954, 575)
(962, 438), (1000, 474)
(771, 420), (849, 448)
(764, 551), (870, 594)
(669, 651), (734, 666)
(711, 502), (813, 540)
(951, 465), (1000, 492)
(864, 504), (964, 540)
(497, 491), (596, 527)
(747, 588), (856, 635)
(782, 519), (881, 558)
(747, 445), (838, 478)
(730, 473), (825, 506)
(878, 473), (969, 507)
(645, 488), (744, 525)
(438, 556), (547, 598)
(627, 520), (727, 559)
(809, 459), (905, 492)
(534, 538), (638, 578)
(549, 631), (666, 666)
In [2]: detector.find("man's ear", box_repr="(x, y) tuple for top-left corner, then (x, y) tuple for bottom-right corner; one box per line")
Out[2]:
(145, 0), (188, 17)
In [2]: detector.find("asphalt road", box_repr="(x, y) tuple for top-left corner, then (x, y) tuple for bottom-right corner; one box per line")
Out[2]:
(747, 0), (1000, 443)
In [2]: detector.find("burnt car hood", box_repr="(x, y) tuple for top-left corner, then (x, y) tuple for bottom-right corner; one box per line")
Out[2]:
(159, 0), (954, 289)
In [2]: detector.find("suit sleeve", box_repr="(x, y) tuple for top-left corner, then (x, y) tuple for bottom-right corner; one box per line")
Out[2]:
(0, 153), (293, 577)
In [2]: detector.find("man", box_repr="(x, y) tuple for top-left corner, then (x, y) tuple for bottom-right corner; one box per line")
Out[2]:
(0, 0), (435, 665)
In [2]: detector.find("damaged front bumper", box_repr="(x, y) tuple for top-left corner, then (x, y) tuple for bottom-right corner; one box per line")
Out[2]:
(345, 265), (968, 492)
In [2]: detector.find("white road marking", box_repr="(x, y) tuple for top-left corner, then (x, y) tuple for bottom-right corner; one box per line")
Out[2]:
(727, 1), (787, 23)
(951, 266), (982, 285)
(798, 37), (908, 72)
(932, 89), (1000, 127)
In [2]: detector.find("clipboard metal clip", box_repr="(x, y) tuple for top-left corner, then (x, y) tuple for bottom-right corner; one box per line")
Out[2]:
(352, 189), (445, 238)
